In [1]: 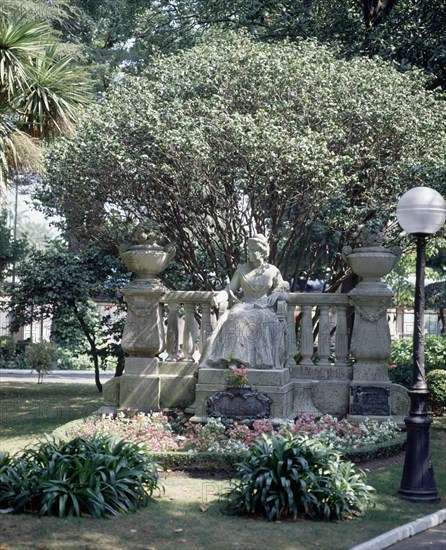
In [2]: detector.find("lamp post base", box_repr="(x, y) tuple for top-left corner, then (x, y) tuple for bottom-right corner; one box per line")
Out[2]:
(398, 412), (440, 502)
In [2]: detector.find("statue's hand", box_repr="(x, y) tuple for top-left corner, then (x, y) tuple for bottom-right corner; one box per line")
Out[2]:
(212, 290), (229, 308)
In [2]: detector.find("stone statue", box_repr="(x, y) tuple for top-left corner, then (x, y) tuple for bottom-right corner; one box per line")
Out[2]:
(200, 234), (289, 369)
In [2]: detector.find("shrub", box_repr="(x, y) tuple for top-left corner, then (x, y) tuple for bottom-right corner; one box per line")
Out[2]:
(389, 336), (446, 387)
(0, 336), (15, 367)
(56, 348), (93, 370)
(25, 342), (58, 381)
(426, 369), (446, 414)
(224, 434), (374, 521)
(13, 339), (32, 369)
(0, 436), (162, 517)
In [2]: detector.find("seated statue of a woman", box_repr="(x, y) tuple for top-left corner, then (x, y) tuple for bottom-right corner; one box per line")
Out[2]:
(200, 234), (289, 370)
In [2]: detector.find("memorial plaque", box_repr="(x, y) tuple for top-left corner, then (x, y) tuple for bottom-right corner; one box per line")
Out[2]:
(207, 388), (272, 421)
(350, 386), (390, 416)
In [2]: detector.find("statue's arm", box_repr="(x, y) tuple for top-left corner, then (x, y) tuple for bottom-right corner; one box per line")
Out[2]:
(271, 268), (290, 293)
(267, 268), (289, 307)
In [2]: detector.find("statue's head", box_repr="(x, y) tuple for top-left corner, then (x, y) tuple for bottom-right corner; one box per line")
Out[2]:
(247, 234), (269, 259)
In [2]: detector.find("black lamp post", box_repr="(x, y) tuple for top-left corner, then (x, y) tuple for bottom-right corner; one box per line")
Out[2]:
(396, 186), (446, 502)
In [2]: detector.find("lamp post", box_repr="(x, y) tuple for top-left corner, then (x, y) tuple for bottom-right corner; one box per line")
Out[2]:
(396, 186), (446, 502)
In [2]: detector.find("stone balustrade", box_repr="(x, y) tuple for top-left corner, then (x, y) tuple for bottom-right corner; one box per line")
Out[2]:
(161, 290), (350, 369)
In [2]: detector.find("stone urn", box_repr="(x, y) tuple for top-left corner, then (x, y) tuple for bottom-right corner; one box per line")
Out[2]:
(342, 224), (401, 284)
(120, 241), (175, 289)
(342, 244), (401, 283)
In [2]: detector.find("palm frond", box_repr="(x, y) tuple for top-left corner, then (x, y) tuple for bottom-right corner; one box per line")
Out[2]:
(0, 18), (55, 94)
(16, 46), (91, 139)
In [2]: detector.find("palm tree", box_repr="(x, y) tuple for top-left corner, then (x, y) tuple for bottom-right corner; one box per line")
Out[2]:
(0, 16), (90, 194)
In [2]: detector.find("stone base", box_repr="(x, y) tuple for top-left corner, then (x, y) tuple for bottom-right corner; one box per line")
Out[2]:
(310, 380), (350, 416)
(292, 381), (321, 416)
(389, 383), (410, 416)
(191, 366), (295, 421)
(109, 357), (198, 412)
(290, 364), (353, 381)
(352, 362), (390, 382)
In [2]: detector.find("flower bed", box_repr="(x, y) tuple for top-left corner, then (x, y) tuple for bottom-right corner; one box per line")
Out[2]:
(68, 412), (402, 458)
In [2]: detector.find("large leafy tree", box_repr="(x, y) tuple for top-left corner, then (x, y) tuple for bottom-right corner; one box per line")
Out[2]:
(5, 243), (128, 392)
(37, 32), (446, 290)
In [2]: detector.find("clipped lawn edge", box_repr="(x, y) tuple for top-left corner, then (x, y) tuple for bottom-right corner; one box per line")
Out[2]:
(51, 419), (407, 473)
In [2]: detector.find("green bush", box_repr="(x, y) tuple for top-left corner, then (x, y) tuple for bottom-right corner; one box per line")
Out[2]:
(389, 336), (446, 387)
(56, 348), (93, 370)
(0, 436), (162, 517)
(25, 342), (58, 378)
(426, 369), (446, 414)
(0, 336), (15, 367)
(224, 434), (374, 522)
(56, 347), (117, 371)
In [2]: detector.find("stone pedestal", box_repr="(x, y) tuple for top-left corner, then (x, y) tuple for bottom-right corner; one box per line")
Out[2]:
(119, 358), (197, 411)
(343, 243), (406, 416)
(100, 236), (199, 414)
(191, 367), (295, 422)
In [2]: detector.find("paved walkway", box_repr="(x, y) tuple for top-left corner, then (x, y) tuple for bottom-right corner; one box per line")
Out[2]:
(350, 508), (446, 550)
(0, 368), (114, 384)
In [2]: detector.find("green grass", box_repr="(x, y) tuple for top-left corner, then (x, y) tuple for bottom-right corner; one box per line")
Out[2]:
(0, 383), (101, 453)
(0, 383), (445, 550)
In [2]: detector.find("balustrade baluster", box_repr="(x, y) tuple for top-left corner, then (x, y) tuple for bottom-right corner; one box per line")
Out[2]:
(165, 302), (180, 361)
(300, 305), (314, 366)
(286, 303), (297, 367)
(200, 303), (213, 353)
(317, 305), (331, 366)
(335, 305), (349, 366)
(183, 303), (196, 361)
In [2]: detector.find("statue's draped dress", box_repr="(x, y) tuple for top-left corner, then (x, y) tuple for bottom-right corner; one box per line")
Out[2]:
(201, 263), (287, 369)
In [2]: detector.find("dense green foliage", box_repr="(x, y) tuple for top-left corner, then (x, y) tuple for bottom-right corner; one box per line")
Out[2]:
(4, 243), (128, 389)
(38, 32), (446, 289)
(0, 335), (15, 367)
(0, 15), (90, 190)
(0, 435), (161, 517)
(388, 336), (446, 388)
(224, 433), (374, 521)
(426, 370), (446, 414)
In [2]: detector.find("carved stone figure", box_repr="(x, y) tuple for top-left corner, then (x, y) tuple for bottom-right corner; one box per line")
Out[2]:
(200, 234), (289, 369)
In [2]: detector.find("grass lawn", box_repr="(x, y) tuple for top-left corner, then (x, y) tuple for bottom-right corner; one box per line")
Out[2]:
(0, 383), (101, 453)
(0, 383), (445, 550)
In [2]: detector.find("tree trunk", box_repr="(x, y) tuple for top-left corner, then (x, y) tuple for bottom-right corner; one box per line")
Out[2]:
(362, 0), (398, 28)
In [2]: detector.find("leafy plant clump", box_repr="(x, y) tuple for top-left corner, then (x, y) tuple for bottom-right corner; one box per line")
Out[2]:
(0, 335), (15, 367)
(388, 336), (446, 388)
(224, 434), (374, 522)
(0, 436), (162, 517)
(426, 369), (446, 414)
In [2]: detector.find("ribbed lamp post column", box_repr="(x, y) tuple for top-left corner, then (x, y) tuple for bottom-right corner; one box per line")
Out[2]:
(396, 186), (446, 502)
